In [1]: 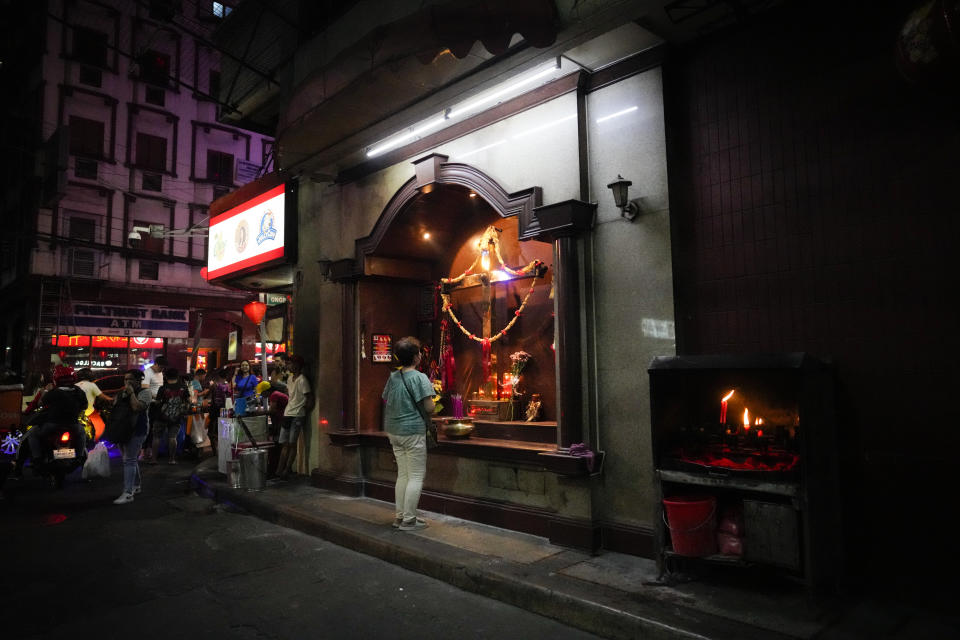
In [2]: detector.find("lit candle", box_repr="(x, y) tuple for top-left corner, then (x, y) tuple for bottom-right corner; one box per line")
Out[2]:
(743, 408), (750, 431)
(720, 390), (735, 424)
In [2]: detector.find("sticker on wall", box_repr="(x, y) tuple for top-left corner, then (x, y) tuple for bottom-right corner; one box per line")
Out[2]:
(371, 334), (393, 363)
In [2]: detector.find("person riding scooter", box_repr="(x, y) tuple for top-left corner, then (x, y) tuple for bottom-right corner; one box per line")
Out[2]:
(13, 365), (87, 477)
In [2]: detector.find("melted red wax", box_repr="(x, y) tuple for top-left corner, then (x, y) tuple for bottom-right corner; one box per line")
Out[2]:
(680, 448), (799, 471)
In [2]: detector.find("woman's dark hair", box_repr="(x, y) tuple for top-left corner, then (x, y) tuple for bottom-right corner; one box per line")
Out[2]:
(164, 368), (180, 379)
(394, 336), (422, 367)
(195, 368), (206, 376)
(76, 367), (95, 381)
(125, 368), (145, 382)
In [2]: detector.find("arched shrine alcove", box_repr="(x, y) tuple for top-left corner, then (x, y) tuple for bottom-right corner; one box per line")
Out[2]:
(350, 158), (557, 445)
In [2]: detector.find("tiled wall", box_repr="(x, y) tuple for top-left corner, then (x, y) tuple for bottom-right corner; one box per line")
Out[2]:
(666, 2), (960, 582)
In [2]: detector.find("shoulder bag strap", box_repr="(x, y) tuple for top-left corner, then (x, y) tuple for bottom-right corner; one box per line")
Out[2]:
(399, 371), (429, 423)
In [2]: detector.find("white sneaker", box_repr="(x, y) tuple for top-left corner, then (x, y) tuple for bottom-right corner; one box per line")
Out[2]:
(133, 485), (142, 495)
(113, 492), (134, 505)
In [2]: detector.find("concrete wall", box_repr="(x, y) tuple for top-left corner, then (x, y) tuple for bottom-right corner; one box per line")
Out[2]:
(585, 69), (673, 529)
(302, 69), (673, 531)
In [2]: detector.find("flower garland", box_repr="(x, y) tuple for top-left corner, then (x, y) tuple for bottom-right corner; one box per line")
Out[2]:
(441, 226), (542, 284)
(439, 225), (547, 380)
(440, 260), (544, 378)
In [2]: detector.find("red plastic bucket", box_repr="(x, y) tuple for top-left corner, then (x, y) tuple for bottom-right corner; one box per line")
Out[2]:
(663, 495), (718, 557)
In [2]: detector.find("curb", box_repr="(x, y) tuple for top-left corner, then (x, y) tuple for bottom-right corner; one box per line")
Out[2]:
(190, 465), (791, 640)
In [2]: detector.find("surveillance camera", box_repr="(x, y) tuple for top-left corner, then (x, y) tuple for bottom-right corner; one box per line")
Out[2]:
(127, 230), (143, 249)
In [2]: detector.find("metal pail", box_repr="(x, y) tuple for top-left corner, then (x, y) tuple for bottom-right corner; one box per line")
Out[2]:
(239, 447), (267, 491)
(226, 459), (242, 488)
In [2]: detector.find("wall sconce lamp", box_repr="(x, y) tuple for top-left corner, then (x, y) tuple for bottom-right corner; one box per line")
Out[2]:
(606, 175), (640, 221)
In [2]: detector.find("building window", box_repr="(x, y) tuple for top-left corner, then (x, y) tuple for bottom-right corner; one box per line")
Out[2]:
(75, 158), (98, 179)
(145, 86), (165, 106)
(73, 27), (108, 68)
(209, 70), (220, 101)
(139, 50), (171, 87)
(139, 260), (159, 280)
(213, 2), (233, 18)
(68, 217), (97, 277)
(79, 66), (103, 87)
(142, 172), (163, 192)
(207, 150), (234, 185)
(135, 132), (167, 172)
(68, 116), (105, 158)
(69, 217), (96, 243)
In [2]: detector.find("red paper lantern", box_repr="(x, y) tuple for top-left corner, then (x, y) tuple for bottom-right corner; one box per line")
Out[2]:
(99, 350), (107, 358)
(243, 300), (267, 325)
(58, 350), (67, 359)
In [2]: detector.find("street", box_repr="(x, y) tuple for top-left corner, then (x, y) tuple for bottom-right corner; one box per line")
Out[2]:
(2, 455), (601, 640)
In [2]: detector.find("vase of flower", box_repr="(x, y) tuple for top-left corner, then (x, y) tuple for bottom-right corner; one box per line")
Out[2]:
(507, 351), (531, 421)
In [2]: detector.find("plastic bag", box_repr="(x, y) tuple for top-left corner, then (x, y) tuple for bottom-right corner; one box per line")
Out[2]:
(190, 415), (210, 447)
(82, 442), (111, 479)
(718, 504), (744, 537)
(716, 531), (743, 556)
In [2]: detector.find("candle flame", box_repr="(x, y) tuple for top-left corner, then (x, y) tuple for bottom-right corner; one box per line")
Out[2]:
(480, 249), (491, 271)
(743, 408), (750, 427)
(722, 390), (735, 402)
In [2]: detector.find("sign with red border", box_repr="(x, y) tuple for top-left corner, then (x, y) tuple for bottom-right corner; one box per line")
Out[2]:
(207, 184), (286, 280)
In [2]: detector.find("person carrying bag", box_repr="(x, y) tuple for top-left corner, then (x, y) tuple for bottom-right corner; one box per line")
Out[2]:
(381, 337), (435, 531)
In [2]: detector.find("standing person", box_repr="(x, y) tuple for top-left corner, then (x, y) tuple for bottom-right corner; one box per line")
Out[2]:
(253, 380), (288, 442)
(272, 352), (291, 388)
(276, 355), (312, 480)
(381, 337), (434, 531)
(113, 369), (152, 504)
(231, 360), (259, 417)
(188, 369), (209, 452)
(207, 368), (231, 451)
(154, 368), (189, 464)
(141, 355), (167, 462)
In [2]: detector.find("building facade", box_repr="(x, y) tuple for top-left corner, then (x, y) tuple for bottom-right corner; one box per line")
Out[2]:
(214, 0), (960, 590)
(0, 0), (274, 375)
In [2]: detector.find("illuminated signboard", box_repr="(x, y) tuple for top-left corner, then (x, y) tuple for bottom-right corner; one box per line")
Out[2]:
(67, 304), (189, 338)
(52, 335), (166, 348)
(207, 183), (287, 280)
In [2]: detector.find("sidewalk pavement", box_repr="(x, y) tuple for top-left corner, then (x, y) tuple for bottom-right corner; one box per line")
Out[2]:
(189, 457), (957, 640)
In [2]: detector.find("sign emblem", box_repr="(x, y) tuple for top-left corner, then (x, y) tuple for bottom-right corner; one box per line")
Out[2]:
(235, 220), (249, 253)
(212, 232), (225, 261)
(257, 208), (277, 245)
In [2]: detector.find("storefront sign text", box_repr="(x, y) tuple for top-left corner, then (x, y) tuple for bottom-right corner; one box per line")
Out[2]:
(67, 305), (189, 338)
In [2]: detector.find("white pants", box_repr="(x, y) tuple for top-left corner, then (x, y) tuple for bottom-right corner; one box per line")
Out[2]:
(388, 433), (427, 522)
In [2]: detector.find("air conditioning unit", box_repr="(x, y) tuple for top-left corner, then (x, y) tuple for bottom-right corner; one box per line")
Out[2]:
(69, 248), (97, 277)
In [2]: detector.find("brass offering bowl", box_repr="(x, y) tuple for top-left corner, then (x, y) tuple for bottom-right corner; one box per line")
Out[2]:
(442, 417), (474, 438)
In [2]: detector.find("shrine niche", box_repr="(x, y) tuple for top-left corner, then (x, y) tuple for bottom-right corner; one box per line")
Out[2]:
(337, 156), (558, 446)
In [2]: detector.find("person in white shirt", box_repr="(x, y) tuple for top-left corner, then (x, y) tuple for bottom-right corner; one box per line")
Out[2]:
(75, 368), (112, 417)
(140, 355), (167, 463)
(277, 355), (312, 480)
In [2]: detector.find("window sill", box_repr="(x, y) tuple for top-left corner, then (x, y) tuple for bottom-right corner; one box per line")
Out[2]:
(328, 430), (600, 477)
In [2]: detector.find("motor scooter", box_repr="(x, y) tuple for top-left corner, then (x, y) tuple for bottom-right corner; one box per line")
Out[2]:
(6, 414), (86, 489)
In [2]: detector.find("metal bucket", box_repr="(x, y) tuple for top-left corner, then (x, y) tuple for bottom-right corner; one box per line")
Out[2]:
(226, 459), (242, 488)
(239, 447), (267, 491)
